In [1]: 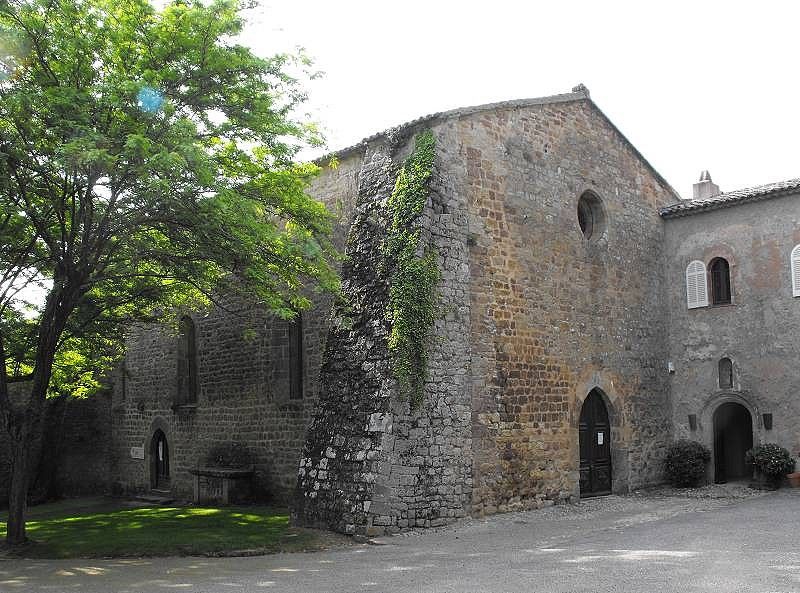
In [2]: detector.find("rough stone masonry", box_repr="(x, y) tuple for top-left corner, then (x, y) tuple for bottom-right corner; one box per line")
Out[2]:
(89, 86), (799, 537)
(296, 87), (677, 534)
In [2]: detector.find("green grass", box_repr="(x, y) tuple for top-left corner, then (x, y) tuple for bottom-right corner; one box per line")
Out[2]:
(0, 499), (337, 559)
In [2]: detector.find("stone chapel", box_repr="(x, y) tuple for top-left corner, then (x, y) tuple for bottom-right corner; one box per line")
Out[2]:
(12, 85), (795, 536)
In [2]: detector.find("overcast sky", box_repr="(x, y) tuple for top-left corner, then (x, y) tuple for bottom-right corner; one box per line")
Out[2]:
(241, 1), (798, 199)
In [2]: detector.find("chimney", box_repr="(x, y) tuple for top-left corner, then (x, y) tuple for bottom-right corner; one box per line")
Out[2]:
(692, 170), (720, 200)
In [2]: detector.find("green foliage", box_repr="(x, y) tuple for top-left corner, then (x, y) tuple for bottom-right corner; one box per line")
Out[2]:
(746, 443), (796, 478)
(383, 130), (439, 407)
(0, 501), (323, 558)
(663, 440), (711, 487)
(0, 0), (339, 398)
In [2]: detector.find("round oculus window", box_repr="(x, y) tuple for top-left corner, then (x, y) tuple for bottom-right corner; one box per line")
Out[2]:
(577, 191), (606, 241)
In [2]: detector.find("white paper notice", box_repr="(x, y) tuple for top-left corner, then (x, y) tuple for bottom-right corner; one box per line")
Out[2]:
(597, 432), (604, 445)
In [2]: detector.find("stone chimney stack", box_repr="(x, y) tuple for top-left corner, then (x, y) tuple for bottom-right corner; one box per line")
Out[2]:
(692, 170), (720, 200)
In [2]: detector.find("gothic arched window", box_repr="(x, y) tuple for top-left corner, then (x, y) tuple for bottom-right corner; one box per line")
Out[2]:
(177, 316), (198, 404)
(289, 314), (304, 400)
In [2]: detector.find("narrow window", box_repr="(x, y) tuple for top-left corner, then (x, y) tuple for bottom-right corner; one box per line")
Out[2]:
(709, 257), (731, 305)
(120, 359), (126, 401)
(718, 357), (733, 389)
(177, 316), (198, 404)
(792, 244), (800, 297)
(289, 314), (303, 399)
(686, 260), (708, 309)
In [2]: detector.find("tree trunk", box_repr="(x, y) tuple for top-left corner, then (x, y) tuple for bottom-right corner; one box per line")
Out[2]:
(6, 431), (30, 545)
(2, 281), (81, 546)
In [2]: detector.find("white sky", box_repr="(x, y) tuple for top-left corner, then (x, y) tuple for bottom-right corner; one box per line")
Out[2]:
(238, 0), (799, 199)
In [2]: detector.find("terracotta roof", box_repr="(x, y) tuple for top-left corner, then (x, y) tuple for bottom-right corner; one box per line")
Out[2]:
(315, 86), (681, 201)
(659, 178), (800, 218)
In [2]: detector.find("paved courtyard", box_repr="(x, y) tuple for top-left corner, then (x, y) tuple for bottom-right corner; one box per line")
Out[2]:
(1, 488), (798, 593)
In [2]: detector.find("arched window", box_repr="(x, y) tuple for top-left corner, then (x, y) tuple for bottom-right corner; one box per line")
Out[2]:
(718, 357), (733, 389)
(686, 260), (708, 309)
(791, 244), (800, 297)
(177, 316), (198, 404)
(709, 257), (731, 305)
(288, 314), (303, 400)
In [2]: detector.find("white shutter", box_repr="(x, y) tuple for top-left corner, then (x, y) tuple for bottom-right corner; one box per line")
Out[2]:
(792, 245), (800, 297)
(686, 260), (708, 309)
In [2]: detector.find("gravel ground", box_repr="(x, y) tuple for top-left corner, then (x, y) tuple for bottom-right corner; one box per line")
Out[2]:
(1, 486), (797, 593)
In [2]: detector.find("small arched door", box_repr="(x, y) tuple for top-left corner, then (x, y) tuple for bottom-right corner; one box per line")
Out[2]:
(579, 389), (612, 497)
(150, 430), (170, 490)
(713, 402), (753, 483)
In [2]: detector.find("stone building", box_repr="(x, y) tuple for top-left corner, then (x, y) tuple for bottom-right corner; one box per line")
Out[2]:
(662, 176), (800, 483)
(102, 86), (799, 535)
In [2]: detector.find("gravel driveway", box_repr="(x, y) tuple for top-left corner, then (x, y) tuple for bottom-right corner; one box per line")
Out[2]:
(1, 485), (798, 593)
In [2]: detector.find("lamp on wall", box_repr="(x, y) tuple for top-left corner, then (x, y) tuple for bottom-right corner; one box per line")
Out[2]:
(762, 413), (773, 430)
(688, 414), (697, 431)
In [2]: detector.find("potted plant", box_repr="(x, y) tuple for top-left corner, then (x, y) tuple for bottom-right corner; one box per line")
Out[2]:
(746, 444), (796, 490)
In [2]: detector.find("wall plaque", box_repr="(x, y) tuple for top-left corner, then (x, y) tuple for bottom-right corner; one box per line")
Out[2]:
(130, 446), (145, 460)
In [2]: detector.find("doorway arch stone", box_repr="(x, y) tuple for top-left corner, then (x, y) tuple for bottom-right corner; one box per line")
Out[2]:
(148, 417), (172, 491)
(699, 392), (759, 483)
(573, 375), (627, 496)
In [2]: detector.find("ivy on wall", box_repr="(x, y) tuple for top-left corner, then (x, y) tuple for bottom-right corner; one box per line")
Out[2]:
(383, 130), (440, 407)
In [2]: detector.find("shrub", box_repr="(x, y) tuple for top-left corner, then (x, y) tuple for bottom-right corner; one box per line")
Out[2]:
(746, 444), (795, 478)
(664, 440), (711, 487)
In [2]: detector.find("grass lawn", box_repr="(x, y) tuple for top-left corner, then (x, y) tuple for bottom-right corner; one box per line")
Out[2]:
(0, 498), (343, 559)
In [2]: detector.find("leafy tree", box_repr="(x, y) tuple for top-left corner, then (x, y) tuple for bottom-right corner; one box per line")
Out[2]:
(0, 0), (338, 545)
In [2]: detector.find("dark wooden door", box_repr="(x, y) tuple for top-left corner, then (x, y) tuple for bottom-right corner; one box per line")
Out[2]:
(579, 389), (612, 497)
(713, 402), (753, 483)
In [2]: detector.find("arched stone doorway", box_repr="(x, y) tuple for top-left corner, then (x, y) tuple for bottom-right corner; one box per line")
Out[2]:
(150, 429), (171, 490)
(579, 388), (612, 497)
(713, 402), (753, 483)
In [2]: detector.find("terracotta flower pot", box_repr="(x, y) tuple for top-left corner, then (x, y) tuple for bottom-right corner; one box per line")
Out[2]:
(787, 472), (800, 488)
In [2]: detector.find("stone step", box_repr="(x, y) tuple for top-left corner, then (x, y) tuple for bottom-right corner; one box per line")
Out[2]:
(133, 491), (176, 505)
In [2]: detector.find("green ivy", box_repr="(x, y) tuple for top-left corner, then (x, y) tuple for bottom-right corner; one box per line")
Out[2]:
(384, 130), (439, 407)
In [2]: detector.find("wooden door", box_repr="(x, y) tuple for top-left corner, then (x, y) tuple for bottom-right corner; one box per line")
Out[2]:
(579, 389), (612, 497)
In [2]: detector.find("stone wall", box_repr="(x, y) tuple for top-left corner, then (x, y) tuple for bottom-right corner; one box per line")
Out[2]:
(111, 289), (331, 503)
(297, 93), (677, 534)
(0, 390), (111, 507)
(664, 192), (800, 472)
(456, 98), (677, 512)
(297, 128), (474, 535)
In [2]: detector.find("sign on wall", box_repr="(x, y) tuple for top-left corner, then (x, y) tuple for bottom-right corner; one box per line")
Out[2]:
(130, 446), (145, 460)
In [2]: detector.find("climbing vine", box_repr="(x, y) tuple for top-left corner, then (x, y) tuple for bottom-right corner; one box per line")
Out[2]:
(384, 130), (439, 407)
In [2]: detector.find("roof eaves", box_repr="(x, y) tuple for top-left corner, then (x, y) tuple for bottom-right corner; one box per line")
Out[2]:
(659, 182), (800, 218)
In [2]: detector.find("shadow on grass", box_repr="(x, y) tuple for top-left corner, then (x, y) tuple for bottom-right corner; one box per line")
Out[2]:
(0, 503), (337, 559)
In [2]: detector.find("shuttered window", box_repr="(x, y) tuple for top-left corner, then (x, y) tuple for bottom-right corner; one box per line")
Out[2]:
(686, 260), (709, 309)
(792, 245), (800, 297)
